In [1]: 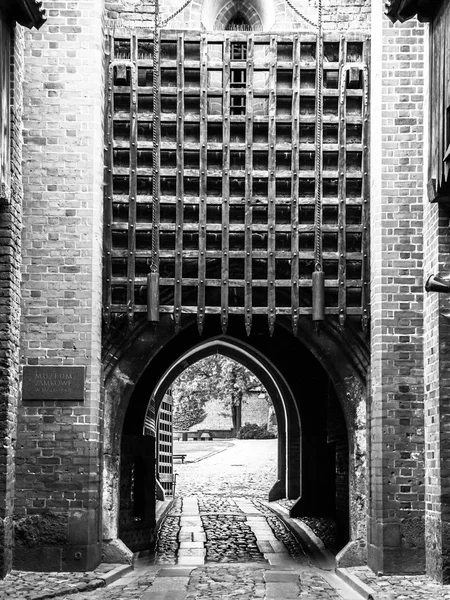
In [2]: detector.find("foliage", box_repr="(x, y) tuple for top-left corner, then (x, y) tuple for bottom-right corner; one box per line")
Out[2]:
(171, 356), (269, 430)
(172, 395), (207, 431)
(237, 422), (277, 439)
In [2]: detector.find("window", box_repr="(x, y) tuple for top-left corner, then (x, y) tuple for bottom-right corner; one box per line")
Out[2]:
(231, 42), (247, 60)
(225, 12), (251, 31)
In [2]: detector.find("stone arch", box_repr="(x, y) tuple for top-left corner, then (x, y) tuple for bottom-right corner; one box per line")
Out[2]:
(102, 315), (368, 564)
(201, 0), (276, 31)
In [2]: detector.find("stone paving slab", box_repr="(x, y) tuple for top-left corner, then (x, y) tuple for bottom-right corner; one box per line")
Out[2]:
(265, 581), (300, 598)
(265, 553), (298, 567)
(141, 592), (187, 600)
(145, 577), (190, 591)
(179, 541), (204, 549)
(156, 569), (194, 578)
(264, 571), (300, 582)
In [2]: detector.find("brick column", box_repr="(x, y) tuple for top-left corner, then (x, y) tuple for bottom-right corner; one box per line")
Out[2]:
(15, 0), (104, 571)
(369, 3), (426, 573)
(423, 105), (450, 585)
(0, 23), (24, 578)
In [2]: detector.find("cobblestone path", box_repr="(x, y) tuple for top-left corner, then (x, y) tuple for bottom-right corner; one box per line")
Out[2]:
(154, 495), (309, 566)
(0, 494), (360, 599)
(0, 442), (361, 598)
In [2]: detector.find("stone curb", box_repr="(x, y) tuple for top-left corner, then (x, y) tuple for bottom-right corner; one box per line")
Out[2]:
(100, 563), (134, 586)
(335, 567), (376, 600)
(188, 445), (231, 463)
(30, 578), (106, 600)
(260, 501), (335, 571)
(29, 564), (133, 600)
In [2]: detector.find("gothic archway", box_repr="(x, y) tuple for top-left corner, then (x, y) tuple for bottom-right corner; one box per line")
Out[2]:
(102, 314), (368, 563)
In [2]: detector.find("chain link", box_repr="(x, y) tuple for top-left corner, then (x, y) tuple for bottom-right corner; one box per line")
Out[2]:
(160, 0), (194, 28)
(284, 0), (318, 30)
(151, 0), (160, 272)
(313, 0), (323, 271)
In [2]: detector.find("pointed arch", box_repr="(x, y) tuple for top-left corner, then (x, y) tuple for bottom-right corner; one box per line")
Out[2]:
(200, 0), (275, 31)
(102, 314), (368, 565)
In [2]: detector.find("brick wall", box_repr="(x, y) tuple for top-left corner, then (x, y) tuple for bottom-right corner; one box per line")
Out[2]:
(16, 0), (105, 571)
(0, 21), (24, 579)
(369, 3), (426, 573)
(423, 200), (450, 581)
(422, 3), (450, 583)
(105, 0), (370, 32)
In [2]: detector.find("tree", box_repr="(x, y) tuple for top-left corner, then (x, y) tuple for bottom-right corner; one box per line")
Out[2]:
(172, 395), (207, 431)
(171, 356), (267, 432)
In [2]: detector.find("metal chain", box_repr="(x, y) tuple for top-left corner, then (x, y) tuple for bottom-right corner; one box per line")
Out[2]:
(159, 0), (194, 28)
(151, 0), (160, 273)
(284, 0), (318, 30)
(313, 0), (323, 271)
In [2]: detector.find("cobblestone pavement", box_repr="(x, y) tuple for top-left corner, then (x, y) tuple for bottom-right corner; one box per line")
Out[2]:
(40, 494), (358, 600)
(0, 564), (123, 600)
(4, 440), (450, 598)
(174, 439), (278, 499)
(154, 495), (310, 567)
(0, 493), (359, 599)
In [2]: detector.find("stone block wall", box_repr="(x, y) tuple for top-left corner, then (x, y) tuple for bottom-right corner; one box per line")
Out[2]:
(369, 3), (426, 573)
(0, 21), (24, 579)
(15, 0), (105, 571)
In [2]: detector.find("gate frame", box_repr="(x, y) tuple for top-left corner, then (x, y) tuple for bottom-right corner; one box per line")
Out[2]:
(102, 314), (368, 565)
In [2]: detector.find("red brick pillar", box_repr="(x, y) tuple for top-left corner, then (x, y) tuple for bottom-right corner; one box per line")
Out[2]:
(15, 1), (104, 571)
(423, 201), (450, 582)
(0, 22), (24, 578)
(369, 5), (426, 574)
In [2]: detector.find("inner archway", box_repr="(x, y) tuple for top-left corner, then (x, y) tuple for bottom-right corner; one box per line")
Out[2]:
(130, 338), (299, 507)
(159, 354), (280, 501)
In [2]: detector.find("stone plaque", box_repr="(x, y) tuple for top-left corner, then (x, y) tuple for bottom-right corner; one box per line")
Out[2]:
(22, 366), (86, 401)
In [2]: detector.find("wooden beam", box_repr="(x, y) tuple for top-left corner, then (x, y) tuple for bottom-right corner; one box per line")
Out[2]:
(267, 35), (277, 335)
(174, 33), (185, 333)
(291, 35), (301, 334)
(244, 36), (255, 336)
(0, 0), (46, 29)
(127, 35), (138, 322)
(361, 40), (370, 332)
(337, 36), (347, 328)
(221, 38), (231, 333)
(103, 34), (115, 327)
(198, 34), (208, 334)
